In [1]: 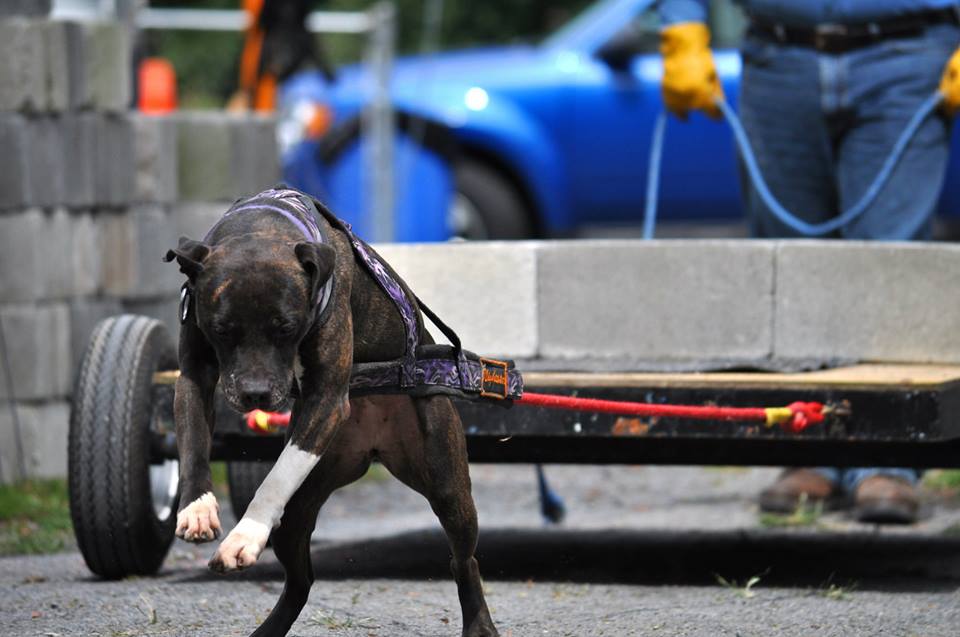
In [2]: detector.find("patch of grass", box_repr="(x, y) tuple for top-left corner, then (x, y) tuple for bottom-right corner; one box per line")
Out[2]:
(357, 462), (392, 484)
(923, 470), (960, 494)
(816, 574), (857, 601)
(308, 609), (380, 630)
(0, 479), (74, 556)
(758, 494), (824, 528)
(714, 570), (768, 599)
(819, 582), (856, 601)
(210, 461), (229, 500)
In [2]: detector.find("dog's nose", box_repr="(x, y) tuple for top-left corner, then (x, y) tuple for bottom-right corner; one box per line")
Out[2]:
(238, 378), (272, 409)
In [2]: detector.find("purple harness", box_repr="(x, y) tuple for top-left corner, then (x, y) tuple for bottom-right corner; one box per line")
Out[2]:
(215, 187), (524, 403)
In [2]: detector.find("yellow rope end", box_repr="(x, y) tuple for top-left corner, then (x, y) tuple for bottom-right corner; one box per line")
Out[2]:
(764, 407), (793, 428)
(253, 410), (271, 431)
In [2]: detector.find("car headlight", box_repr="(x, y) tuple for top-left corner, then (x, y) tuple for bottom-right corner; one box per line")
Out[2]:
(277, 99), (334, 155)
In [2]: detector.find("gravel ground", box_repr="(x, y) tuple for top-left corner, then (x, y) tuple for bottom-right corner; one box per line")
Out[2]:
(3, 465), (960, 636)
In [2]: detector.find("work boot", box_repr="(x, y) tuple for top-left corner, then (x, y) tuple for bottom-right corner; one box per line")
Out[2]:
(758, 468), (837, 513)
(852, 475), (920, 524)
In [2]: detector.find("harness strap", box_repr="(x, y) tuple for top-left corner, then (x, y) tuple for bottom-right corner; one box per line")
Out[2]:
(301, 192), (523, 402)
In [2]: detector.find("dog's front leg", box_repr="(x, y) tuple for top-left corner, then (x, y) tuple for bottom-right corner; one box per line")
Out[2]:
(209, 390), (349, 573)
(173, 349), (221, 543)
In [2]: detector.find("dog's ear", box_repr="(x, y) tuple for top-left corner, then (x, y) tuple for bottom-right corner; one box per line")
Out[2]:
(163, 237), (211, 280)
(294, 242), (335, 303)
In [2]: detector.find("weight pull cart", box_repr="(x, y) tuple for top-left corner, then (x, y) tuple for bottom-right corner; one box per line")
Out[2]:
(68, 314), (960, 579)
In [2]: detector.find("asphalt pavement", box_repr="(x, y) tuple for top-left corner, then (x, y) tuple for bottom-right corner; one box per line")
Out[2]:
(3, 465), (960, 636)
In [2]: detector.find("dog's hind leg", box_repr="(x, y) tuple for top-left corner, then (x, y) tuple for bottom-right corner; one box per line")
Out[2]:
(380, 395), (499, 637)
(250, 439), (371, 637)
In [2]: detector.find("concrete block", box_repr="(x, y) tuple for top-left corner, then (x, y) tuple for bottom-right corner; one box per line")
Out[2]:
(62, 20), (90, 109)
(0, 209), (98, 301)
(83, 21), (130, 111)
(123, 295), (180, 344)
(0, 0), (51, 16)
(98, 206), (179, 299)
(0, 18), (46, 112)
(176, 112), (233, 201)
(43, 20), (71, 110)
(173, 201), (226, 242)
(133, 114), (179, 203)
(375, 242), (539, 358)
(98, 210), (135, 296)
(47, 209), (101, 299)
(231, 114), (280, 196)
(775, 242), (960, 363)
(131, 204), (181, 298)
(62, 113), (97, 208)
(0, 302), (71, 401)
(68, 297), (123, 370)
(26, 116), (65, 208)
(0, 401), (70, 484)
(0, 209), (46, 302)
(94, 113), (135, 207)
(0, 113), (32, 209)
(537, 241), (776, 363)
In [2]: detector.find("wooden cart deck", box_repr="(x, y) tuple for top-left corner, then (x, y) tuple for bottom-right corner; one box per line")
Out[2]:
(154, 364), (960, 468)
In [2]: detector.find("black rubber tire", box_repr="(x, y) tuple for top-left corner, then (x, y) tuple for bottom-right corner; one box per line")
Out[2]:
(227, 460), (273, 520)
(452, 159), (535, 239)
(68, 315), (179, 579)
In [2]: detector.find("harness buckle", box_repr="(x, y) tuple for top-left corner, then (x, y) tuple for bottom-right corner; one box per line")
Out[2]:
(479, 357), (510, 400)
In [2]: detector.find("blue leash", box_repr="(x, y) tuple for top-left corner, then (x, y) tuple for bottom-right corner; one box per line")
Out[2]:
(642, 91), (944, 239)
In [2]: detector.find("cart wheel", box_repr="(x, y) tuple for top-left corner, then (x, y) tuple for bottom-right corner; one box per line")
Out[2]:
(68, 315), (179, 579)
(227, 460), (273, 519)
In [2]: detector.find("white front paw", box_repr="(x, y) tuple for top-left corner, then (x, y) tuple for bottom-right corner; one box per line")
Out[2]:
(208, 518), (270, 573)
(175, 492), (221, 543)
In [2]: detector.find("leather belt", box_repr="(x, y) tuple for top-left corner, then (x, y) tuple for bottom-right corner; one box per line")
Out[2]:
(748, 7), (960, 54)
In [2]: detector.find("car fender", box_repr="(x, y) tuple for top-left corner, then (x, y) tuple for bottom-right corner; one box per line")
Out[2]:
(395, 92), (572, 234)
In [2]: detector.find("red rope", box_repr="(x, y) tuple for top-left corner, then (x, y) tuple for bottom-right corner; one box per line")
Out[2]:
(247, 394), (826, 434)
(518, 392), (768, 421)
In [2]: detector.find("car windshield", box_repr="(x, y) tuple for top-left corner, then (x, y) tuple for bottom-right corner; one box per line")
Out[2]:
(541, 0), (652, 49)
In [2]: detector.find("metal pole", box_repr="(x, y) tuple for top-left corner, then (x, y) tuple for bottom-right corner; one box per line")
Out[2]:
(364, 2), (396, 243)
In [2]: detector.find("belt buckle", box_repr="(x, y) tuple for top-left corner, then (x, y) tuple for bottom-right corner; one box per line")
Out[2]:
(479, 357), (510, 400)
(814, 23), (846, 50)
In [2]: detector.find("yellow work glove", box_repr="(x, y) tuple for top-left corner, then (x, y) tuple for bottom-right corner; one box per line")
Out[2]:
(940, 46), (960, 116)
(660, 22), (724, 119)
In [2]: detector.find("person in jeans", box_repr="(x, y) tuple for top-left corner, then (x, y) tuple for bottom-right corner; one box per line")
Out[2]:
(657, 0), (960, 523)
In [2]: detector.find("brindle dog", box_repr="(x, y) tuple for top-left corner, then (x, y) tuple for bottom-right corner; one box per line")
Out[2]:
(164, 196), (498, 637)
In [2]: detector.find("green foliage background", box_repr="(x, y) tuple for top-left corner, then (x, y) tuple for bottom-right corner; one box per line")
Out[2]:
(146, 0), (592, 107)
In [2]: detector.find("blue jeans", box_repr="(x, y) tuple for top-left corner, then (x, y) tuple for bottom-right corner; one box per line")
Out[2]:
(738, 23), (959, 239)
(813, 467), (919, 494)
(738, 24), (958, 491)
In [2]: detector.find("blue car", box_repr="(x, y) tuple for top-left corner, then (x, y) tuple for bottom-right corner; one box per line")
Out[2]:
(278, 0), (960, 242)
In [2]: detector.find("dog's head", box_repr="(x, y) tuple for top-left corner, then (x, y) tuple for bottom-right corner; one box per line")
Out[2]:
(165, 235), (335, 413)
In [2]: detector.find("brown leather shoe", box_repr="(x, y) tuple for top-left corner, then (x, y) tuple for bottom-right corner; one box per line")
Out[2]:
(758, 468), (838, 513)
(853, 475), (919, 524)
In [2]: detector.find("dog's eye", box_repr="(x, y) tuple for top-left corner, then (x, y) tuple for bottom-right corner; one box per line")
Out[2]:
(271, 317), (298, 336)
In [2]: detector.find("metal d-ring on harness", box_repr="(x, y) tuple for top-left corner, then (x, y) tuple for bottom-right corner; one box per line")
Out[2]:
(642, 91), (946, 239)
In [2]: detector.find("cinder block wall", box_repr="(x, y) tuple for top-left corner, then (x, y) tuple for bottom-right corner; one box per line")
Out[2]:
(0, 9), (279, 483)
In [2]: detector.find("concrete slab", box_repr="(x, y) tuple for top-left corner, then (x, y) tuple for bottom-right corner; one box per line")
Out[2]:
(775, 242), (960, 364)
(374, 242), (539, 358)
(537, 241), (776, 363)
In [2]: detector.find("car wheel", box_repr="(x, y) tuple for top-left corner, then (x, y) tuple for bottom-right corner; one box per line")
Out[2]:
(450, 159), (534, 240)
(68, 315), (179, 579)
